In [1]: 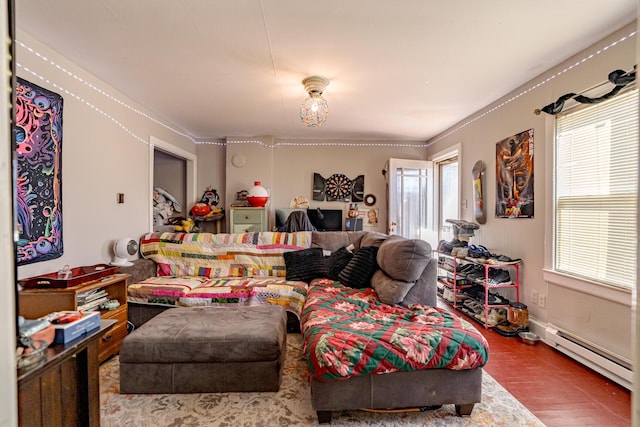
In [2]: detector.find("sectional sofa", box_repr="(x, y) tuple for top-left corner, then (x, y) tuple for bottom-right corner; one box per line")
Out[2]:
(120, 230), (489, 422)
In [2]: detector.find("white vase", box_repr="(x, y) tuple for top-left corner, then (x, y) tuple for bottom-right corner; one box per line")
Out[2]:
(246, 181), (269, 207)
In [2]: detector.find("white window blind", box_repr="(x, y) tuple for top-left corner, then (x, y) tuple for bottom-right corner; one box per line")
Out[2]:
(554, 88), (638, 289)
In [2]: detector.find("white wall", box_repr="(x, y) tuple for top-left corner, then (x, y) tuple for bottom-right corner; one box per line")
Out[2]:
(225, 138), (429, 233)
(427, 23), (636, 361)
(14, 30), (195, 280)
(0, 0), (18, 423)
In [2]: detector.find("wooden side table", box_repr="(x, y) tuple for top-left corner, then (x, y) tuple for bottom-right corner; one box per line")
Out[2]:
(18, 273), (130, 363)
(191, 213), (224, 233)
(17, 320), (115, 427)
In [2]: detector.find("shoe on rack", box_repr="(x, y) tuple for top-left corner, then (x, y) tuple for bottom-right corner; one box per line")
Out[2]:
(445, 219), (480, 230)
(477, 245), (493, 258)
(467, 245), (487, 262)
(442, 287), (454, 303)
(487, 269), (512, 285)
(463, 299), (483, 315)
(456, 246), (469, 258)
(486, 254), (521, 265)
(438, 240), (453, 254)
(487, 292), (509, 305)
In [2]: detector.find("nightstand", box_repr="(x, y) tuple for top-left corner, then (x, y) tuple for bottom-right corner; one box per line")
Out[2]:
(230, 207), (268, 233)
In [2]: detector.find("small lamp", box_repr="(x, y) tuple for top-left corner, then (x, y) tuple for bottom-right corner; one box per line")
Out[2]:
(300, 76), (329, 127)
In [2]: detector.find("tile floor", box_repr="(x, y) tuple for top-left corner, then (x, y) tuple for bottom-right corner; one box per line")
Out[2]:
(441, 300), (631, 427)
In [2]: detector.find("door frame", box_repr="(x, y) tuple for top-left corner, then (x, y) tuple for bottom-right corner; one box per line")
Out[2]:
(148, 136), (197, 232)
(429, 144), (461, 241)
(386, 157), (434, 240)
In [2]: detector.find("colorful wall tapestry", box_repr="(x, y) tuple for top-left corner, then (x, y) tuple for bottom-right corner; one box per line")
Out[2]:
(495, 129), (534, 218)
(15, 77), (64, 265)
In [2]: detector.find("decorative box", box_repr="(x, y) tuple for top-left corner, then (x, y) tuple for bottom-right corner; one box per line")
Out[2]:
(53, 311), (100, 344)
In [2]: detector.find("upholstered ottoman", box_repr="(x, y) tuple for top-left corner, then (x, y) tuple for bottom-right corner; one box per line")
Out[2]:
(119, 305), (287, 393)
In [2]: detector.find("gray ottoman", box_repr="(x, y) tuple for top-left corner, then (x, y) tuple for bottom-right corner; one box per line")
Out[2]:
(119, 305), (287, 393)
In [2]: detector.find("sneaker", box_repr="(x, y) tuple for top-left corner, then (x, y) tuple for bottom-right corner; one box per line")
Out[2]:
(486, 254), (521, 265)
(487, 268), (512, 285)
(442, 287), (454, 303)
(456, 247), (469, 258)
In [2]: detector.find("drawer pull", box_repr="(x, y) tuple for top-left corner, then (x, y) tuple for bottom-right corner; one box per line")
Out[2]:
(102, 334), (112, 342)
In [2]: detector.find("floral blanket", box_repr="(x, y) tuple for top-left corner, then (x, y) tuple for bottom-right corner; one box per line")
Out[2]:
(302, 279), (489, 382)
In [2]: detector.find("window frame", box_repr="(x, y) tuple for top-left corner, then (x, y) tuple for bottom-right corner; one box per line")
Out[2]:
(543, 87), (637, 306)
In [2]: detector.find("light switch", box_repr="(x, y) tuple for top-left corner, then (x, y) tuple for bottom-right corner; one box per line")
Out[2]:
(117, 193), (125, 204)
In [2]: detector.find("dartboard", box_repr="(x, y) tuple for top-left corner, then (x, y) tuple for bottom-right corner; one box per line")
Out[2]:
(325, 173), (352, 201)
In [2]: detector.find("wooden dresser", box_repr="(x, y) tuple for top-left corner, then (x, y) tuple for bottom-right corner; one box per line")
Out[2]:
(17, 321), (115, 427)
(18, 273), (129, 363)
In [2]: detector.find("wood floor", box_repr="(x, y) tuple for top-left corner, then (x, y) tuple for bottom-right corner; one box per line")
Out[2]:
(440, 300), (631, 426)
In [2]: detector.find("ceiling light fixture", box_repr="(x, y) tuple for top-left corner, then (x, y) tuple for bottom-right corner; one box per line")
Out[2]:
(300, 76), (329, 128)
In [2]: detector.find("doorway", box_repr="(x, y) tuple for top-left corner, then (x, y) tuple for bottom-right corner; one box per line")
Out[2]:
(149, 136), (197, 231)
(385, 158), (435, 242)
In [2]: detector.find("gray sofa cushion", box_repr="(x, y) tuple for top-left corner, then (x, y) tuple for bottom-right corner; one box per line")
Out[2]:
(311, 231), (368, 252)
(370, 270), (415, 304)
(360, 232), (388, 248)
(377, 235), (431, 282)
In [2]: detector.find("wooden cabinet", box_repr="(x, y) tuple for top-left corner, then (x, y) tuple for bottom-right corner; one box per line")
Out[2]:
(18, 274), (129, 363)
(230, 207), (268, 233)
(17, 321), (114, 427)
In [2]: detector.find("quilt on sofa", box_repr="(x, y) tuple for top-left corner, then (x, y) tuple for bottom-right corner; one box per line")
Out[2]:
(302, 278), (489, 382)
(127, 231), (312, 319)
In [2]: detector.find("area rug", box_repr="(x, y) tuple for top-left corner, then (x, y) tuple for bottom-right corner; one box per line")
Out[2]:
(100, 333), (545, 426)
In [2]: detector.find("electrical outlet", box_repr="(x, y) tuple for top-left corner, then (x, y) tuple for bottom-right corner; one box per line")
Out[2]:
(531, 290), (538, 305)
(538, 294), (546, 308)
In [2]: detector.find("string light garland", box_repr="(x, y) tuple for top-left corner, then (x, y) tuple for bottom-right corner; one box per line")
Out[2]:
(16, 40), (225, 146)
(17, 30), (636, 149)
(427, 29), (636, 147)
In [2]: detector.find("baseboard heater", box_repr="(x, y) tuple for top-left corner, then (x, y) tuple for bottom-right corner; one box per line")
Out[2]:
(545, 325), (632, 390)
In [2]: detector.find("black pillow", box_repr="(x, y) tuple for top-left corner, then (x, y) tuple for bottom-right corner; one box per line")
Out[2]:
(284, 248), (327, 282)
(338, 246), (379, 289)
(325, 247), (354, 281)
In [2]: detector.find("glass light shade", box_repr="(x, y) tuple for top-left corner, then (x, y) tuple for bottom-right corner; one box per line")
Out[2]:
(246, 181), (269, 207)
(300, 94), (329, 127)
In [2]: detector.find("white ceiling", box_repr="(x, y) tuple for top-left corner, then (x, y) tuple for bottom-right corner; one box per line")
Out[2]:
(15, 1), (637, 142)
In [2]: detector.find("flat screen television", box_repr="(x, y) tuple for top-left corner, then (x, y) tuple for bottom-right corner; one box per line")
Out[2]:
(306, 208), (343, 231)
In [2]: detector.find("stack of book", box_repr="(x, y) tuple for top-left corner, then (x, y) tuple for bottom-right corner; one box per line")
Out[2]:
(77, 288), (108, 312)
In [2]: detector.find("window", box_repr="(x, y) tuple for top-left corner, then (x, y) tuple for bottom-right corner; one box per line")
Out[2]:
(554, 88), (638, 290)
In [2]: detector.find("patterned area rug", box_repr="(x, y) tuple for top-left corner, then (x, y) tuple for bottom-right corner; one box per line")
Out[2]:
(100, 333), (545, 426)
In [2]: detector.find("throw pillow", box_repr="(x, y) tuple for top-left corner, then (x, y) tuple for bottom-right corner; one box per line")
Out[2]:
(371, 270), (416, 305)
(377, 236), (431, 282)
(338, 246), (379, 289)
(325, 247), (354, 281)
(283, 248), (327, 282)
